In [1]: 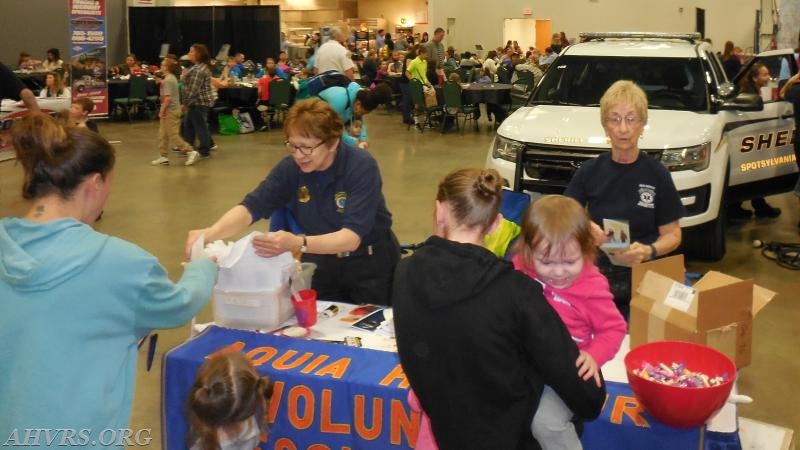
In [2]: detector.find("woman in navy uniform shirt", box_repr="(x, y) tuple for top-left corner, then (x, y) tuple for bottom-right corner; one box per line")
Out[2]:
(565, 80), (683, 319)
(186, 98), (400, 305)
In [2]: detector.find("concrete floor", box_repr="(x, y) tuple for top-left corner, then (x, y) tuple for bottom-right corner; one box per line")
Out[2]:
(1, 109), (798, 447)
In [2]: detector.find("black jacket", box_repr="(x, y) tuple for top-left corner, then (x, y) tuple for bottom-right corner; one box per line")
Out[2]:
(393, 236), (605, 450)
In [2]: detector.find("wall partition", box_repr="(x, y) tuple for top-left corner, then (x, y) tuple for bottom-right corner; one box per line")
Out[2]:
(128, 5), (279, 65)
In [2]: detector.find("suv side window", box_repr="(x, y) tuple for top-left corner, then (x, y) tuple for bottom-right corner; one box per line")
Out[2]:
(737, 54), (798, 103)
(704, 50), (727, 90)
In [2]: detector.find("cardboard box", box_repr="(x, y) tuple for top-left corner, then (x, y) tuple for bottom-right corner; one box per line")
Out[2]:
(630, 255), (776, 368)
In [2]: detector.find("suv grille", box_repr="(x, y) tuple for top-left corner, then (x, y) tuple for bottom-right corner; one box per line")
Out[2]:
(519, 145), (662, 193)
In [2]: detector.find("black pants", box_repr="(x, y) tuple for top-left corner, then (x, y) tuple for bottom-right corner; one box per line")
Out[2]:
(301, 231), (401, 306)
(598, 261), (632, 321)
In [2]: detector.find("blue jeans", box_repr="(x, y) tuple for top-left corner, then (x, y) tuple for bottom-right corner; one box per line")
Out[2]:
(182, 105), (212, 156)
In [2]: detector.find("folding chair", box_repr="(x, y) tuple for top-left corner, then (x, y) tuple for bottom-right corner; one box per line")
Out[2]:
(268, 79), (292, 126)
(113, 75), (147, 122)
(408, 79), (442, 133)
(441, 82), (478, 134)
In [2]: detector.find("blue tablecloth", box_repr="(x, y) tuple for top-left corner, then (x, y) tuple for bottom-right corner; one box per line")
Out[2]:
(163, 326), (716, 449)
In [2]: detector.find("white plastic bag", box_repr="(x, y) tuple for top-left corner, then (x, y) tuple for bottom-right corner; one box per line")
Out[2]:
(213, 232), (293, 292)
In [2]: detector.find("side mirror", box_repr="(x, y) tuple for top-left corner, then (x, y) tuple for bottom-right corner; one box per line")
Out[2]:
(719, 93), (764, 111)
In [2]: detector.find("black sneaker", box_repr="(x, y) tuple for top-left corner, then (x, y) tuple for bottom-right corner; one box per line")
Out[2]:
(752, 198), (781, 218)
(727, 204), (752, 221)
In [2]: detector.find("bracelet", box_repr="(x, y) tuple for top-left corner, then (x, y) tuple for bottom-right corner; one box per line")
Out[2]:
(299, 235), (308, 253)
(648, 243), (658, 260)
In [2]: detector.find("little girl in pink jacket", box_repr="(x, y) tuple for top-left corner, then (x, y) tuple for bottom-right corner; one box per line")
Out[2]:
(512, 195), (626, 450)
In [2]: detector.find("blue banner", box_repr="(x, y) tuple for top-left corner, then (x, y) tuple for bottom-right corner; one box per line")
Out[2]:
(69, 0), (109, 116)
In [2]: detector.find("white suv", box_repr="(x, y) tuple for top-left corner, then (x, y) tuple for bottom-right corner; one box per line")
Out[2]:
(486, 32), (798, 260)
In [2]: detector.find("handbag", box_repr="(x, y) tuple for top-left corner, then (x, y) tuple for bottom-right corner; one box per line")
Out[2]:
(238, 111), (255, 134)
(218, 113), (239, 135)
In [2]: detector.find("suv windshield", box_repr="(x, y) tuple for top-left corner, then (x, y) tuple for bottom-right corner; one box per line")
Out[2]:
(531, 55), (708, 111)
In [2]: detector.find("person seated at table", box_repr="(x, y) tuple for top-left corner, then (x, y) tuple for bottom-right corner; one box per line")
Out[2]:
(482, 50), (498, 82)
(459, 51), (480, 69)
(277, 51), (291, 75)
(394, 32), (408, 52)
(512, 195), (626, 450)
(218, 56), (239, 85)
(375, 60), (389, 82)
(392, 168), (606, 449)
(255, 57), (289, 80)
(185, 99), (401, 305)
(0, 61), (39, 110)
(17, 52), (40, 70)
(443, 47), (458, 72)
(37, 71), (70, 98)
(476, 67), (493, 84)
(116, 53), (141, 76)
(41, 48), (63, 72)
(0, 112), (217, 446)
(539, 47), (557, 68)
(187, 352), (274, 450)
(447, 72), (461, 84)
(510, 54), (543, 86)
(68, 97), (99, 133)
(361, 51), (378, 85)
(388, 52), (404, 76)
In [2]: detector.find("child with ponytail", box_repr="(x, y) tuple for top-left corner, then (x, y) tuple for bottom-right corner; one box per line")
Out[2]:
(187, 352), (274, 450)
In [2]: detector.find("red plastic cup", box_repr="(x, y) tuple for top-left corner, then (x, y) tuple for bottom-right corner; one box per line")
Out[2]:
(291, 289), (318, 328)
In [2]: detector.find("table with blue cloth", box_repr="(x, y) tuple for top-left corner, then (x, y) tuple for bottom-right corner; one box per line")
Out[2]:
(160, 308), (739, 450)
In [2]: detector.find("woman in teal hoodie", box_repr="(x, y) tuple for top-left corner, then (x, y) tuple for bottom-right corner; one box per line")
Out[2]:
(0, 113), (217, 447)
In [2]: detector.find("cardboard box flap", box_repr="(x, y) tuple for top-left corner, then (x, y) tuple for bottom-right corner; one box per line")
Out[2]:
(635, 270), (697, 332)
(752, 285), (777, 316)
(694, 276), (753, 330)
(631, 254), (685, 294)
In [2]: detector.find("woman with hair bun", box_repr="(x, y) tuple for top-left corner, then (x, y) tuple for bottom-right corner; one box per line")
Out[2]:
(0, 112), (217, 446)
(393, 168), (605, 449)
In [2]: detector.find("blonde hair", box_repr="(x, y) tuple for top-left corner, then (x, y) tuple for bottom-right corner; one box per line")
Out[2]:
(187, 352), (274, 450)
(599, 80), (648, 125)
(436, 168), (504, 233)
(284, 98), (344, 142)
(514, 195), (596, 267)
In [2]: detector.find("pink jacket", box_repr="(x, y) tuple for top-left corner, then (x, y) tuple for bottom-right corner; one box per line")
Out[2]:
(407, 389), (438, 450)
(512, 256), (626, 366)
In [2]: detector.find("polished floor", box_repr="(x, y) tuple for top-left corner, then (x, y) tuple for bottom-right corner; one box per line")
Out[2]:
(1, 108), (798, 447)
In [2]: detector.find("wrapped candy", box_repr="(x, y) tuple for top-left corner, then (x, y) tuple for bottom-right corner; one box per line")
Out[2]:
(633, 361), (729, 388)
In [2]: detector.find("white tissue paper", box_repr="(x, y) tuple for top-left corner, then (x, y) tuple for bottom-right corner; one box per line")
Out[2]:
(208, 231), (293, 292)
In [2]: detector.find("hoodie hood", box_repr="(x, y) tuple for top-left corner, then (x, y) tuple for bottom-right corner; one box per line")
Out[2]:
(0, 218), (108, 292)
(404, 236), (511, 309)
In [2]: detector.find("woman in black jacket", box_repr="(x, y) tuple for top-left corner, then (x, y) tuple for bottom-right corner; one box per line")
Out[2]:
(393, 168), (605, 450)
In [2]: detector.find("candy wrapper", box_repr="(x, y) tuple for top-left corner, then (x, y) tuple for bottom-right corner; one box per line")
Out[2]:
(633, 361), (730, 388)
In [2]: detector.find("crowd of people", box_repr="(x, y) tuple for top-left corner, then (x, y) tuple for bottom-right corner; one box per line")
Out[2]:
(2, 25), (799, 450)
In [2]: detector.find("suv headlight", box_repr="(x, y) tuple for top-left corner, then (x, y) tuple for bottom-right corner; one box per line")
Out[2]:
(660, 142), (710, 172)
(491, 136), (525, 163)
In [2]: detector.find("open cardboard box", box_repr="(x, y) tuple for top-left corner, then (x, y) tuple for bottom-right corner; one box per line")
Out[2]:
(630, 255), (776, 368)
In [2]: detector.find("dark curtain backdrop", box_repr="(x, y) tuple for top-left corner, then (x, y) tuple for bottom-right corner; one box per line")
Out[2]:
(128, 6), (279, 67)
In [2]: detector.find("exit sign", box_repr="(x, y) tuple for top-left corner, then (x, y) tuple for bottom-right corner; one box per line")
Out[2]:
(522, 8), (532, 15)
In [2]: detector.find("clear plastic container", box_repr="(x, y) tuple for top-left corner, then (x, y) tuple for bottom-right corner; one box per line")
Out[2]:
(213, 286), (294, 331)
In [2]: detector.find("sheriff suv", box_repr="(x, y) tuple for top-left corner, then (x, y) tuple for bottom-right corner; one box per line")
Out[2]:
(486, 32), (798, 260)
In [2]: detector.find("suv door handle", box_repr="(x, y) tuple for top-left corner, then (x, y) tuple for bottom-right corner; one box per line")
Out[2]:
(781, 108), (794, 119)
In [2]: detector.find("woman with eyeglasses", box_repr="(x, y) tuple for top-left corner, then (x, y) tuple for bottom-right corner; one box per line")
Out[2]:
(186, 98), (400, 305)
(564, 80), (683, 320)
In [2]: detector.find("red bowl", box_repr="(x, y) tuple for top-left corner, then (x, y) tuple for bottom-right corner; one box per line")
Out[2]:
(624, 341), (735, 428)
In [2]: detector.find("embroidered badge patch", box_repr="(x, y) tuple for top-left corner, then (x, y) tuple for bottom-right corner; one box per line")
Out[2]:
(335, 191), (347, 212)
(298, 186), (311, 203)
(637, 184), (656, 209)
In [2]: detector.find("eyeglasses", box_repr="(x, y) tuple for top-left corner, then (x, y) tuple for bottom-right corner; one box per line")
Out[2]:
(604, 115), (642, 127)
(284, 140), (326, 156)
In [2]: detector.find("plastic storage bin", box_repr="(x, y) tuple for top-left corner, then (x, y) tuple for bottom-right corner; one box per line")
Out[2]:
(213, 286), (294, 330)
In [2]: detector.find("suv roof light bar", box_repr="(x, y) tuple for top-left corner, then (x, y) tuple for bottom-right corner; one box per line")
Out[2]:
(579, 32), (702, 43)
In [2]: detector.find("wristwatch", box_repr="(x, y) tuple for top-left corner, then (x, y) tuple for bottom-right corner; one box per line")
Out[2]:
(648, 243), (658, 260)
(299, 235), (308, 253)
